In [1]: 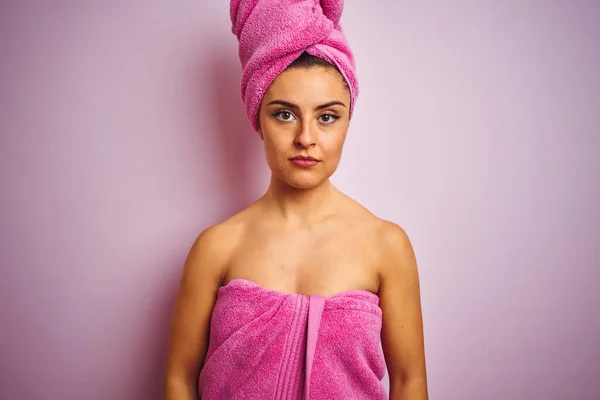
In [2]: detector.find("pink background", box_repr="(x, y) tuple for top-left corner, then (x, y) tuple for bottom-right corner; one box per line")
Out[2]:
(1, 1), (599, 399)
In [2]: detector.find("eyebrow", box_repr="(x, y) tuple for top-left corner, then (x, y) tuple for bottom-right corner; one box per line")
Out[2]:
(267, 100), (347, 111)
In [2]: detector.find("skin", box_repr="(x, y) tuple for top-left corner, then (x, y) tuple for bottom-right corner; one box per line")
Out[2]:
(164, 66), (428, 399)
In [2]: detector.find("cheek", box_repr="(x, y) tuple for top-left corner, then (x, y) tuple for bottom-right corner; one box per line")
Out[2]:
(322, 130), (347, 154)
(263, 135), (289, 167)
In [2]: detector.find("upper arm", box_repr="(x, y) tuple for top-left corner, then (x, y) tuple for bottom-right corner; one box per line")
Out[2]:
(378, 221), (428, 387)
(164, 224), (231, 387)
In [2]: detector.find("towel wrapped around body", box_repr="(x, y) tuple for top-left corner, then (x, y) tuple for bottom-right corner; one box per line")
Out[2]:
(198, 278), (387, 399)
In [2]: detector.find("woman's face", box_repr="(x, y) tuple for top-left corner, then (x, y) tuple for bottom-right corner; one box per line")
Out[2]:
(258, 66), (351, 190)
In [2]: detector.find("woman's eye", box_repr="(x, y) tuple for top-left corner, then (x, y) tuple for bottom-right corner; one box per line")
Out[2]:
(274, 111), (295, 121)
(319, 113), (340, 124)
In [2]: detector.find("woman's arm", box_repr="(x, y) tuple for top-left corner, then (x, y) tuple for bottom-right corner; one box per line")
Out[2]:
(378, 221), (428, 400)
(163, 225), (229, 400)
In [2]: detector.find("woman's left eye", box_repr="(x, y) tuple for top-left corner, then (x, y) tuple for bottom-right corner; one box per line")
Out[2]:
(319, 113), (340, 124)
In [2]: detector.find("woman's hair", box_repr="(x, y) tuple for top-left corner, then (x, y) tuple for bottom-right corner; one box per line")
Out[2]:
(288, 51), (335, 69)
(287, 52), (351, 93)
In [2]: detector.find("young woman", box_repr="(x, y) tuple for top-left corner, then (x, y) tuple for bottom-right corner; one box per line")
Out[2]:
(164, 1), (428, 399)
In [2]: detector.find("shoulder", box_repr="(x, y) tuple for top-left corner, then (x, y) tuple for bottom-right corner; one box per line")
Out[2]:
(186, 214), (247, 284)
(352, 210), (418, 290)
(374, 219), (419, 285)
(337, 195), (416, 272)
(339, 193), (411, 250)
(377, 220), (413, 256)
(191, 202), (259, 254)
(191, 221), (238, 256)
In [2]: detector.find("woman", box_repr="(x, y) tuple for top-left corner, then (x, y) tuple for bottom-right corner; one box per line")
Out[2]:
(164, 1), (428, 399)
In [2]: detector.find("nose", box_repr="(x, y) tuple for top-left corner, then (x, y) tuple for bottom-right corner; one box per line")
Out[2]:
(294, 119), (316, 149)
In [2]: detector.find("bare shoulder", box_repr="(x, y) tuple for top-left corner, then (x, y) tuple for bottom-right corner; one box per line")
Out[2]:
(336, 195), (417, 280)
(339, 194), (411, 249)
(191, 215), (248, 272)
(376, 220), (414, 262)
(192, 217), (243, 255)
(340, 193), (416, 272)
(370, 220), (421, 307)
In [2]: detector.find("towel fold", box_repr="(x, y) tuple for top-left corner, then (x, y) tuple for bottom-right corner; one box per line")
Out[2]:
(230, 0), (359, 132)
(198, 278), (386, 399)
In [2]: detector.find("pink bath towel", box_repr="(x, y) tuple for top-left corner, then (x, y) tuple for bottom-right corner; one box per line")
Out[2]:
(198, 278), (387, 399)
(230, 0), (359, 132)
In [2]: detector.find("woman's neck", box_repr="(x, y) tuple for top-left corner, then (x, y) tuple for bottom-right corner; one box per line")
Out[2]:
(262, 177), (340, 228)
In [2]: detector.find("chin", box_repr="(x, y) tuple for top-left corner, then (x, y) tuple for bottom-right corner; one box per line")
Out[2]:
(267, 159), (338, 189)
(287, 180), (321, 190)
(280, 171), (331, 190)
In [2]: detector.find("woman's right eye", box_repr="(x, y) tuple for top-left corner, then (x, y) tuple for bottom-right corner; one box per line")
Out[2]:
(274, 111), (296, 122)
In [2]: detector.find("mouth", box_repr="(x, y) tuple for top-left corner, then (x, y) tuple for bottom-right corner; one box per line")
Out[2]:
(289, 156), (320, 168)
(290, 156), (319, 161)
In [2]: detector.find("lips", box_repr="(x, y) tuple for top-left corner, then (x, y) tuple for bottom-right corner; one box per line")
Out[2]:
(290, 156), (320, 168)
(291, 156), (319, 161)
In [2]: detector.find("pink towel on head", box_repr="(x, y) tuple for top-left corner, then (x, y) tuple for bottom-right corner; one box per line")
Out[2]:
(230, 0), (359, 132)
(198, 278), (386, 399)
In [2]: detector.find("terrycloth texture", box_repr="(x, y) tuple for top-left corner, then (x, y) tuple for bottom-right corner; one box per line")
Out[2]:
(230, 0), (359, 132)
(198, 278), (386, 399)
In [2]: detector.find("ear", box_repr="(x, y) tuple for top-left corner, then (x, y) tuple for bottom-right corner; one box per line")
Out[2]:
(256, 118), (264, 140)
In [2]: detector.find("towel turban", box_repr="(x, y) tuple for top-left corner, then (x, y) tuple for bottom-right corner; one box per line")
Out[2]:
(230, 0), (358, 132)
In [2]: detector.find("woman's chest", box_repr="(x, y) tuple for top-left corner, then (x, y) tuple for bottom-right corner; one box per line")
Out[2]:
(225, 223), (382, 295)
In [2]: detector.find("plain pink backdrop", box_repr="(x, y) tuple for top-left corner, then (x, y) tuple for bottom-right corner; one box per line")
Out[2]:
(1, 1), (599, 399)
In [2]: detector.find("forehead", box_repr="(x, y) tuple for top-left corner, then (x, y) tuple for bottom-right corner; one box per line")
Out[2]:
(263, 67), (350, 105)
